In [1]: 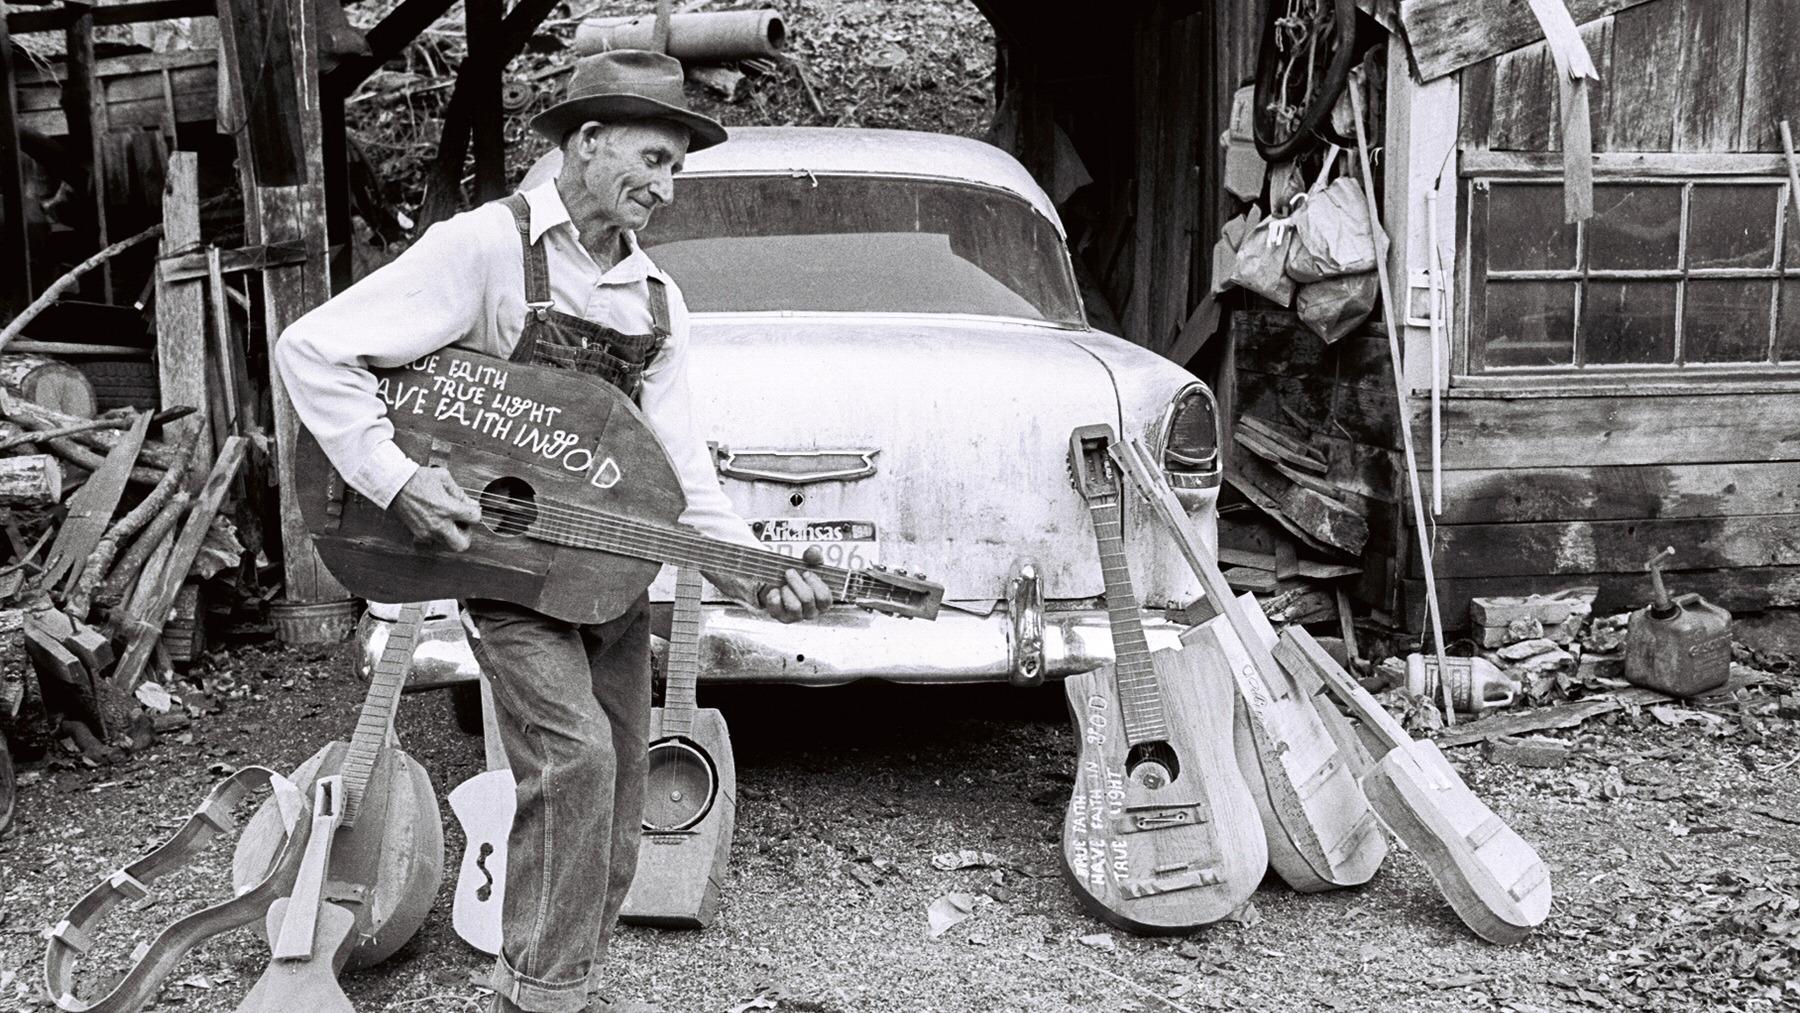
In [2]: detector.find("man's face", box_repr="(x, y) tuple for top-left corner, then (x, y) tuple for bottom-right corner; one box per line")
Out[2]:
(568, 120), (691, 232)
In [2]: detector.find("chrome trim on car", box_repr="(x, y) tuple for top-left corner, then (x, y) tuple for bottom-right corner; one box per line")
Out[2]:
(715, 447), (879, 485)
(1006, 561), (1046, 688)
(357, 603), (1192, 689)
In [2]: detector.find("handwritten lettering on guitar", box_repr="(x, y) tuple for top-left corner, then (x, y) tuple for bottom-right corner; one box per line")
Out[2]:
(1065, 695), (1129, 893)
(375, 355), (622, 489)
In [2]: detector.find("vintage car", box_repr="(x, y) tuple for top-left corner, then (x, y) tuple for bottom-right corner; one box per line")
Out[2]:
(359, 127), (1221, 717)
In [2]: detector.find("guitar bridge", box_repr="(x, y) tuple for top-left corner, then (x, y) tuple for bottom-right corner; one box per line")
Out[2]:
(1121, 862), (1223, 898)
(1112, 802), (1206, 834)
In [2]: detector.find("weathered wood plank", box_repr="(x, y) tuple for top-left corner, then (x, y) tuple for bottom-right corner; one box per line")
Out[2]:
(0, 12), (30, 316)
(155, 152), (211, 470)
(1415, 513), (1800, 579)
(1603, 0), (1684, 151)
(1489, 40), (1559, 151)
(1673, 0), (1749, 152)
(1738, 0), (1800, 152)
(1459, 55), (1497, 150)
(1237, 368), (1400, 451)
(1402, 565), (1800, 631)
(42, 412), (149, 592)
(1423, 391), (1800, 469)
(1430, 461), (1800, 524)
(1233, 311), (1391, 380)
(1399, 0), (1654, 81)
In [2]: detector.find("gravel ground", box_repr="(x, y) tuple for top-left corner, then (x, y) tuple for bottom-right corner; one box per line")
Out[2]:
(2, 642), (1797, 1012)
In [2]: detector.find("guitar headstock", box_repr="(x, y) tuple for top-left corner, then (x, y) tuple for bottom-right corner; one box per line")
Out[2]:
(1109, 435), (1185, 515)
(1068, 424), (1118, 504)
(849, 564), (944, 620)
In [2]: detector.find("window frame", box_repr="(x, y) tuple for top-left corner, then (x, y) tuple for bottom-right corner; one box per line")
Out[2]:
(1457, 151), (1800, 384)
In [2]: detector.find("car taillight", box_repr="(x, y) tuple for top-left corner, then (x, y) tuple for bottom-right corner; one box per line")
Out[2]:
(1162, 385), (1220, 472)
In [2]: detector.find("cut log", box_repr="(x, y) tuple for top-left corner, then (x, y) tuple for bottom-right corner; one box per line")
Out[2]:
(0, 454), (61, 506)
(0, 354), (97, 418)
(0, 608), (27, 719)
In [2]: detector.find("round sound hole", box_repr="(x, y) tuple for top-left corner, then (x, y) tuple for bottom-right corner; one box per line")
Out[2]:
(641, 739), (716, 833)
(480, 476), (538, 537)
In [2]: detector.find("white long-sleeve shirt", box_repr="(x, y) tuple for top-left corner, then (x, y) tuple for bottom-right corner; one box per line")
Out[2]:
(274, 179), (760, 550)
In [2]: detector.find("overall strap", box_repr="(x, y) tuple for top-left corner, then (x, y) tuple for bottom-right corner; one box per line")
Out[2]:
(646, 276), (671, 340)
(499, 193), (554, 320)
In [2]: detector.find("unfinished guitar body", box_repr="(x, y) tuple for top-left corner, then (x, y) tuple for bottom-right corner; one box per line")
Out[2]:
(234, 899), (357, 1013)
(1363, 740), (1552, 944)
(619, 706), (737, 928)
(450, 768), (512, 956)
(1060, 647), (1267, 933)
(233, 741), (444, 969)
(1193, 608), (1386, 893)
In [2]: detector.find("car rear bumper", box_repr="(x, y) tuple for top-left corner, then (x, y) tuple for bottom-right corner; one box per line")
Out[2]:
(358, 599), (1194, 688)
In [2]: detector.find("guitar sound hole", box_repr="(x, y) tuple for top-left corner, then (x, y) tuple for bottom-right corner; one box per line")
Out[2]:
(642, 739), (716, 832)
(480, 477), (539, 537)
(1127, 741), (1181, 788)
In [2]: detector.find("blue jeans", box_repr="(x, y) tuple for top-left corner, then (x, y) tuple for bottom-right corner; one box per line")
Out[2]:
(467, 596), (651, 1013)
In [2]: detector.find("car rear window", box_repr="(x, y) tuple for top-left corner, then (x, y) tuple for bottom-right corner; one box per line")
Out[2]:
(638, 174), (1085, 325)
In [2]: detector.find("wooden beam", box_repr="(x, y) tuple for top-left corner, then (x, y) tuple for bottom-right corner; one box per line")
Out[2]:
(1396, 0), (1655, 81)
(467, 0), (504, 204)
(222, 0), (305, 186)
(322, 0), (459, 96)
(5, 0), (211, 34)
(154, 152), (211, 471)
(0, 11), (31, 316)
(158, 242), (307, 283)
(1417, 513), (1800, 579)
(1430, 461), (1800, 525)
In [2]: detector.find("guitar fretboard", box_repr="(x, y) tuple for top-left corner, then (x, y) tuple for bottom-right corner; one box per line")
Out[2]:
(340, 603), (426, 827)
(1086, 492), (1170, 745)
(664, 567), (704, 739)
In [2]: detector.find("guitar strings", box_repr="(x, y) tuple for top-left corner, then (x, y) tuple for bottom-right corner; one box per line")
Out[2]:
(452, 485), (908, 603)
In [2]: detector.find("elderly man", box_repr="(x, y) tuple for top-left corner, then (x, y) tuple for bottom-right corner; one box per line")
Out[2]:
(277, 50), (832, 1013)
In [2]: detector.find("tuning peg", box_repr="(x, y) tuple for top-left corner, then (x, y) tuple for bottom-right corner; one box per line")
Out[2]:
(896, 568), (909, 576)
(873, 563), (887, 571)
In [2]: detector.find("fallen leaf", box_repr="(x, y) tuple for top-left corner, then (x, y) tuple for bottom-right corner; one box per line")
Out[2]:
(926, 891), (976, 938)
(1077, 932), (1116, 951)
(177, 974), (213, 989)
(931, 849), (1001, 871)
(135, 682), (173, 713)
(1225, 900), (1261, 926)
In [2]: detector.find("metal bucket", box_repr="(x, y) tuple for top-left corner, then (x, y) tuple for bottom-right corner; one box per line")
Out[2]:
(269, 598), (361, 647)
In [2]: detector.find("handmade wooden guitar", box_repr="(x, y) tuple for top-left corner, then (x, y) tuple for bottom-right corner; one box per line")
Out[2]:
(450, 673), (511, 956)
(1109, 436), (1387, 893)
(1060, 424), (1266, 933)
(294, 348), (942, 625)
(236, 776), (356, 1013)
(620, 566), (738, 928)
(232, 604), (444, 970)
(1274, 628), (1552, 944)
(44, 768), (308, 1013)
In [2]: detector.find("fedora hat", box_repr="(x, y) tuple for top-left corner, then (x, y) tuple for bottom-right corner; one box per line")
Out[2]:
(530, 49), (727, 151)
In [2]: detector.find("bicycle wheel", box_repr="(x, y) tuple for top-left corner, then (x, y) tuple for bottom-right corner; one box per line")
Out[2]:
(1253, 0), (1358, 162)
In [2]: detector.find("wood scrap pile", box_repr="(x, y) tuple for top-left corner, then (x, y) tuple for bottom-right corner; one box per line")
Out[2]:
(0, 385), (247, 785)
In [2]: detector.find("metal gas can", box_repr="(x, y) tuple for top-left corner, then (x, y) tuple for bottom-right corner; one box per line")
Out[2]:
(1624, 548), (1732, 697)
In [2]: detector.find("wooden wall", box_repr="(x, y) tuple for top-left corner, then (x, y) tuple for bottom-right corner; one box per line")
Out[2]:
(1400, 0), (1800, 628)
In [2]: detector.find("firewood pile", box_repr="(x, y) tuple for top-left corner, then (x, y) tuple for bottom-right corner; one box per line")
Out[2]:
(0, 374), (248, 794)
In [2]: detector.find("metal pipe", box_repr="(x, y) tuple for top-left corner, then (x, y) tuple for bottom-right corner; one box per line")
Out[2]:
(573, 10), (785, 62)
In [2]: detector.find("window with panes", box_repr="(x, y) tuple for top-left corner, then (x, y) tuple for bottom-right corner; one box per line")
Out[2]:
(1466, 179), (1800, 372)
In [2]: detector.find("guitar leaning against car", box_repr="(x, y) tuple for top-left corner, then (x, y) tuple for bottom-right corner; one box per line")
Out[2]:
(293, 347), (944, 626)
(1060, 424), (1267, 933)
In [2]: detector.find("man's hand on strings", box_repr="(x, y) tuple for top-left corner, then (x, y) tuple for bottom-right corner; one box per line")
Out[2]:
(392, 465), (481, 552)
(713, 547), (834, 623)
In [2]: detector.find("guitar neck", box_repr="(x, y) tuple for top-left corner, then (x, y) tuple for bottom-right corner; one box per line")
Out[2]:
(663, 568), (704, 738)
(340, 603), (426, 826)
(1280, 627), (1411, 756)
(521, 505), (926, 615)
(1086, 494), (1169, 745)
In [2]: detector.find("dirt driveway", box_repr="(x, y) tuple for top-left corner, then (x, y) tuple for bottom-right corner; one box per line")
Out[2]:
(3, 643), (1796, 1012)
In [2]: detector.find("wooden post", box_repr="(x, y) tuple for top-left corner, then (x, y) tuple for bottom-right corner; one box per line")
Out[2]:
(60, 2), (108, 301)
(155, 152), (212, 470)
(217, 0), (348, 607)
(468, 0), (505, 204)
(0, 11), (32, 316)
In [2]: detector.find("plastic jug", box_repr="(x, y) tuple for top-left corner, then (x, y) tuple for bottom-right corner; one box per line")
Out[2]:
(1405, 653), (1517, 714)
(1624, 548), (1732, 697)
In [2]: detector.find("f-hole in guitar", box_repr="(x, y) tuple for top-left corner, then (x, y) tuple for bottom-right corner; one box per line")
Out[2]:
(642, 739), (717, 833)
(1126, 741), (1180, 790)
(478, 477), (538, 536)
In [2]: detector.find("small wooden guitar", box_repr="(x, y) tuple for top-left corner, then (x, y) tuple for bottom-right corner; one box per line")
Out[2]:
(1060, 424), (1266, 933)
(450, 673), (511, 956)
(1274, 628), (1552, 944)
(236, 777), (356, 1013)
(233, 604), (445, 970)
(1109, 436), (1386, 893)
(295, 348), (942, 626)
(620, 567), (738, 928)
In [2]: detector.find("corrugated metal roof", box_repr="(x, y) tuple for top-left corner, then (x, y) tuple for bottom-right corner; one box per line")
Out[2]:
(684, 126), (1063, 234)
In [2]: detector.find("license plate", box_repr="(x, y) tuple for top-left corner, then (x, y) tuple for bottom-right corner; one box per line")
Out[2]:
(751, 519), (879, 570)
